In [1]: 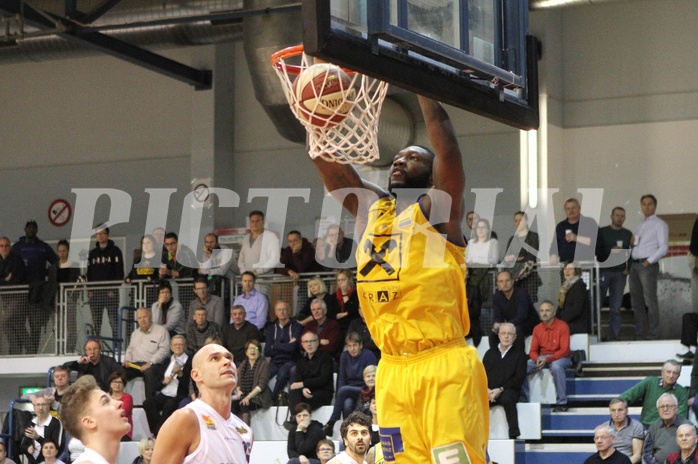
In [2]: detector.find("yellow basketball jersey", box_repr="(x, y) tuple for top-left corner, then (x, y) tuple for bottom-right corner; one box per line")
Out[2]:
(356, 196), (469, 356)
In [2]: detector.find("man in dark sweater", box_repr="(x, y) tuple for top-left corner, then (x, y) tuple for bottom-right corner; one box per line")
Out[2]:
(64, 337), (125, 392)
(86, 226), (124, 337)
(482, 322), (528, 439)
(490, 270), (539, 351)
(288, 332), (334, 423)
(221, 305), (260, 366)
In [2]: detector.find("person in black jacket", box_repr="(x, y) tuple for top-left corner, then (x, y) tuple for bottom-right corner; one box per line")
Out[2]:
(86, 226), (124, 337)
(482, 322), (528, 439)
(0, 235), (28, 354)
(287, 332), (334, 427)
(286, 403), (325, 464)
(557, 262), (591, 334)
(64, 338), (125, 392)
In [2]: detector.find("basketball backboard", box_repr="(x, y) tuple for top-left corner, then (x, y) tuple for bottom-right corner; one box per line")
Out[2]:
(303, 0), (539, 130)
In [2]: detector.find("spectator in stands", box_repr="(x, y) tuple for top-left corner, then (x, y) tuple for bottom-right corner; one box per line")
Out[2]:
(584, 425), (631, 464)
(315, 439), (336, 464)
(331, 412), (372, 464)
(64, 338), (125, 393)
(198, 232), (237, 296)
(619, 360), (688, 426)
(466, 212), (498, 241)
(503, 211), (541, 302)
(644, 393), (690, 464)
(151, 280), (186, 338)
(131, 437), (155, 464)
(21, 394), (63, 463)
(122, 308), (171, 401)
(265, 300), (302, 402)
(0, 235), (28, 355)
(125, 235), (160, 283)
(286, 402), (325, 464)
(277, 230), (318, 280)
(55, 240), (81, 352)
(158, 232), (197, 280)
(666, 423), (698, 464)
(490, 270), (539, 351)
(237, 211), (280, 293)
(353, 365), (377, 418)
(549, 198), (600, 264)
(467, 218), (500, 266)
(232, 271), (269, 333)
(316, 225), (355, 269)
(37, 439), (64, 464)
(0, 235), (27, 285)
(323, 333), (378, 436)
(22, 365), (71, 413)
(12, 220), (57, 284)
(186, 307), (221, 356)
(298, 276), (337, 326)
(189, 277), (225, 328)
(60, 375), (131, 464)
(523, 300), (572, 412)
(483, 322), (527, 439)
(466, 218), (499, 346)
(86, 226), (124, 337)
(287, 332), (334, 428)
(107, 371), (132, 441)
(0, 442), (17, 464)
(143, 335), (190, 436)
(152, 228), (165, 251)
(221, 305), (260, 365)
(347, 306), (380, 362)
(333, 270), (359, 335)
(232, 339), (272, 426)
(557, 262), (591, 334)
(597, 398), (644, 464)
(303, 299), (342, 359)
(597, 207), (633, 341)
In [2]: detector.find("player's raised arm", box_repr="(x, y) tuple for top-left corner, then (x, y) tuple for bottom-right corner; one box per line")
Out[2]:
(417, 96), (466, 244)
(312, 157), (385, 218)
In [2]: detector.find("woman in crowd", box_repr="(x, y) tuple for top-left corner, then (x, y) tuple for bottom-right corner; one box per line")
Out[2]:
(315, 440), (336, 464)
(557, 261), (590, 334)
(353, 365), (377, 417)
(125, 235), (159, 283)
(130, 438), (155, 464)
(298, 276), (337, 325)
(107, 371), (133, 441)
(37, 440), (64, 464)
(232, 339), (272, 426)
(60, 375), (131, 464)
(465, 218), (499, 347)
(503, 211), (542, 302)
(333, 270), (359, 334)
(286, 403), (325, 464)
(150, 280), (186, 338)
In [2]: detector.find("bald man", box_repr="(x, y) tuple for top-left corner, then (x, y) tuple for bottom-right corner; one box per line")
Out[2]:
(151, 344), (253, 464)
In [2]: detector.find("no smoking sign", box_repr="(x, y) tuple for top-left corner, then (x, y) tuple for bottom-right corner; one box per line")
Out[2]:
(48, 199), (72, 227)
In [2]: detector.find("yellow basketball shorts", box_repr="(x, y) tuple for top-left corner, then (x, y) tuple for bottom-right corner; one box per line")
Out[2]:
(376, 338), (490, 464)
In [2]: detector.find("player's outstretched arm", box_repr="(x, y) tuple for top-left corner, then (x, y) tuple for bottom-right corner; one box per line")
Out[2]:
(151, 408), (198, 464)
(312, 157), (385, 218)
(417, 96), (466, 244)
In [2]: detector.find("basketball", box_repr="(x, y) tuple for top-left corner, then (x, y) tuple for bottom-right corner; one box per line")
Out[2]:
(293, 63), (356, 127)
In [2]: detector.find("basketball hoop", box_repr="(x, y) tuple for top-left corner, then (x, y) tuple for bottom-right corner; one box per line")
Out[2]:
(271, 45), (389, 165)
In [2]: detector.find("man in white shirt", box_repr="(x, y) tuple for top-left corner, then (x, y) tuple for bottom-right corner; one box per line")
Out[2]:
(629, 194), (668, 340)
(328, 412), (372, 464)
(237, 211), (280, 294)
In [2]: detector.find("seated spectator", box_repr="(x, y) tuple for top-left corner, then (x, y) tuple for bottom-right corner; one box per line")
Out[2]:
(221, 305), (261, 365)
(619, 360), (687, 427)
(21, 395), (63, 464)
(557, 262), (591, 334)
(333, 270), (359, 335)
(502, 211), (541, 302)
(597, 398), (644, 464)
(122, 308), (171, 401)
(0, 442), (17, 464)
(315, 439), (336, 464)
(490, 270), (539, 351)
(483, 322), (527, 439)
(347, 307), (380, 362)
(64, 338), (125, 393)
(330, 413), (372, 464)
(353, 365), (377, 418)
(37, 440), (64, 464)
(188, 277), (225, 328)
(644, 393), (690, 464)
(303, 299), (342, 359)
(159, 232), (197, 280)
(287, 332), (334, 427)
(523, 300), (572, 412)
(265, 300), (302, 402)
(107, 372), (132, 441)
(286, 403), (325, 464)
(232, 339), (272, 426)
(151, 280), (186, 338)
(131, 437), (155, 464)
(22, 366), (71, 413)
(277, 231), (318, 280)
(666, 423), (698, 464)
(143, 336), (190, 436)
(125, 235), (160, 283)
(584, 425), (631, 464)
(298, 276), (338, 326)
(186, 307), (221, 356)
(323, 333), (377, 436)
(315, 225), (355, 270)
(232, 272), (269, 333)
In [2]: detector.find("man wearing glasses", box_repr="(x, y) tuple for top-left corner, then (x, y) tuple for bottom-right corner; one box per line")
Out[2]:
(21, 395), (63, 463)
(643, 393), (690, 464)
(188, 277), (225, 328)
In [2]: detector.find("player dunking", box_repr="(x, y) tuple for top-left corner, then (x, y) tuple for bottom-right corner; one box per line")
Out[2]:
(151, 344), (253, 464)
(313, 96), (489, 463)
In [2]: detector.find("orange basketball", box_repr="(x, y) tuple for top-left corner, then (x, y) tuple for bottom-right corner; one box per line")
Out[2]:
(293, 63), (356, 127)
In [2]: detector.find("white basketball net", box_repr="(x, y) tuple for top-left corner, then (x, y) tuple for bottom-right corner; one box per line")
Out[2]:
(272, 48), (389, 164)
